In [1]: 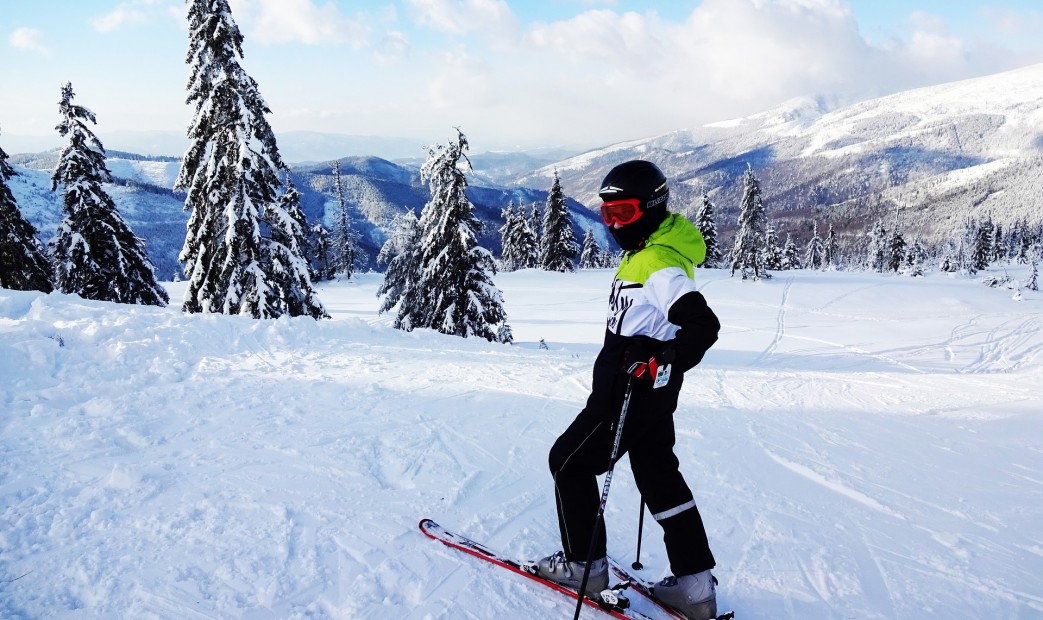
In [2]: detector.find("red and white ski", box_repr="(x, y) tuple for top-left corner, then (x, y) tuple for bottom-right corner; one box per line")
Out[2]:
(420, 518), (656, 619)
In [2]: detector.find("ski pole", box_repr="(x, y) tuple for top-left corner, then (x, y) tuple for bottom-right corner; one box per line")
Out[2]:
(573, 378), (635, 620)
(632, 499), (645, 570)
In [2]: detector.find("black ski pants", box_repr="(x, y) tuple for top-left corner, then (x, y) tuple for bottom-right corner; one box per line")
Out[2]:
(549, 381), (716, 577)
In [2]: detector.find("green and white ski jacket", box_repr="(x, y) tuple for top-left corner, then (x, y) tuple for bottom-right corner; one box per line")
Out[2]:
(588, 214), (720, 414)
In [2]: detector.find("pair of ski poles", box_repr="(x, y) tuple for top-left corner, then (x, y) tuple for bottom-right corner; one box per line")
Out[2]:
(572, 378), (648, 620)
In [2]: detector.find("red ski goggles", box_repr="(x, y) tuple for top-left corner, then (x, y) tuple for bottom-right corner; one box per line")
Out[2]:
(600, 198), (643, 226)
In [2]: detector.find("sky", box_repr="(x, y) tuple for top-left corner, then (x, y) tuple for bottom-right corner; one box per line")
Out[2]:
(3, 0), (1043, 155)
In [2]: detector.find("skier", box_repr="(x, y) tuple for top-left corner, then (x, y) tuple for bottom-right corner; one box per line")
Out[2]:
(535, 160), (722, 620)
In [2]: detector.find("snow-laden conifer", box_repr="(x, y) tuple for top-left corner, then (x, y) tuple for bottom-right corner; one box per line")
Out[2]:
(177, 0), (320, 318)
(805, 224), (824, 270)
(380, 129), (508, 341)
(498, 201), (536, 272)
(763, 223), (783, 270)
(781, 234), (801, 270)
(694, 192), (721, 268)
(730, 165), (769, 280)
(0, 131), (53, 292)
(50, 83), (167, 306)
(579, 226), (603, 269)
(823, 223), (839, 270)
(539, 170), (577, 272)
(264, 176), (327, 319)
(887, 226), (907, 272)
(330, 159), (359, 278)
(376, 209), (421, 319)
(971, 217), (994, 272)
(866, 220), (888, 272)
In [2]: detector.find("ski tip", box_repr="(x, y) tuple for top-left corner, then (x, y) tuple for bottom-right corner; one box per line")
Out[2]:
(717, 612), (735, 619)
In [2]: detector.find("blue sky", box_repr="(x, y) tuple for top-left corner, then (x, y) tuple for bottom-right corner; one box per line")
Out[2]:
(3, 0), (1043, 155)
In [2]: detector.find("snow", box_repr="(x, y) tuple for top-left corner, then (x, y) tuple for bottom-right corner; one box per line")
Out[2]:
(2, 267), (1042, 619)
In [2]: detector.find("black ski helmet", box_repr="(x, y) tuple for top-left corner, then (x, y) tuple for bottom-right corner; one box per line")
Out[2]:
(598, 160), (669, 251)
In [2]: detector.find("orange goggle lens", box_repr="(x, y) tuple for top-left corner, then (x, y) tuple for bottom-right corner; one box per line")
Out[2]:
(600, 198), (643, 226)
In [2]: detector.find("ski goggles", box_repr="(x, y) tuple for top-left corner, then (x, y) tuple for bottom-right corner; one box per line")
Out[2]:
(600, 198), (643, 226)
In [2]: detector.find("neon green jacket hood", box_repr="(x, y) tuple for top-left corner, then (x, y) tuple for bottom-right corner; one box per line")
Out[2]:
(616, 213), (707, 283)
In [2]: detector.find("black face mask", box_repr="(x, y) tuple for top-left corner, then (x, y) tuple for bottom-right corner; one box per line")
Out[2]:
(609, 208), (667, 251)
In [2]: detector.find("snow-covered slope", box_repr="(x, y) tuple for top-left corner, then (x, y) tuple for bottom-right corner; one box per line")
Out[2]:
(2, 267), (1041, 619)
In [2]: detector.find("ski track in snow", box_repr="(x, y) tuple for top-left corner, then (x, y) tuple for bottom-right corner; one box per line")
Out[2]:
(2, 267), (1043, 619)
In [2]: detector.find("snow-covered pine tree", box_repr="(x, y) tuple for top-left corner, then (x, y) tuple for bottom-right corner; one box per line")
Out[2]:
(867, 220), (888, 272)
(781, 234), (801, 270)
(540, 170), (577, 272)
(971, 217), (993, 272)
(309, 223), (333, 280)
(178, 0), (316, 318)
(763, 223), (783, 270)
(805, 225), (825, 270)
(498, 201), (527, 272)
(1028, 261), (1038, 292)
(823, 223), (839, 270)
(904, 237), (929, 277)
(385, 129), (508, 341)
(264, 175), (327, 319)
(730, 165), (769, 280)
(330, 159), (359, 278)
(376, 209), (421, 319)
(579, 226), (602, 269)
(50, 83), (167, 306)
(0, 131), (53, 292)
(887, 226), (907, 272)
(694, 192), (721, 268)
(528, 201), (542, 255)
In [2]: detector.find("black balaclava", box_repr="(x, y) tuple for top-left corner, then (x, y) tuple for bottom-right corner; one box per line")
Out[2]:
(609, 205), (668, 252)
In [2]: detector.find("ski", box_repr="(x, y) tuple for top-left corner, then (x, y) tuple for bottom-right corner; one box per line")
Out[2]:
(419, 518), (655, 619)
(608, 560), (735, 620)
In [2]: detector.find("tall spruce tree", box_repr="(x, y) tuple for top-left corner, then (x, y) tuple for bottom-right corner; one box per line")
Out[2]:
(177, 0), (320, 318)
(330, 159), (359, 278)
(971, 217), (994, 272)
(1, 131), (53, 292)
(380, 129), (508, 341)
(763, 222), (783, 270)
(579, 226), (603, 269)
(265, 176), (327, 318)
(539, 170), (577, 272)
(498, 201), (526, 272)
(805, 224), (824, 270)
(376, 209), (421, 317)
(50, 83), (167, 306)
(823, 223), (839, 270)
(887, 226), (907, 272)
(694, 192), (721, 268)
(730, 165), (769, 280)
(867, 220), (888, 272)
(781, 234), (801, 270)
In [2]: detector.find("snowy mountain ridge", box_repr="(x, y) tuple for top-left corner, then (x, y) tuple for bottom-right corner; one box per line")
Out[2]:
(525, 63), (1043, 245)
(7, 63), (1043, 274)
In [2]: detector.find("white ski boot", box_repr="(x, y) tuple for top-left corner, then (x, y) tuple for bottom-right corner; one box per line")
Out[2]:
(533, 550), (609, 598)
(652, 569), (717, 620)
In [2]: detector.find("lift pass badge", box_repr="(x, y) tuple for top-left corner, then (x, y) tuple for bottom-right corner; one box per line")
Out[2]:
(653, 363), (671, 389)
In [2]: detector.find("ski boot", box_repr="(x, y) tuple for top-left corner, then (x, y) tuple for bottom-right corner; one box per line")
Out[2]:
(533, 550), (609, 598)
(652, 569), (717, 620)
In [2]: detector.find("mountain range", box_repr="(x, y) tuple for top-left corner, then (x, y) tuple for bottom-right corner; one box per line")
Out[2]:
(7, 62), (1042, 278)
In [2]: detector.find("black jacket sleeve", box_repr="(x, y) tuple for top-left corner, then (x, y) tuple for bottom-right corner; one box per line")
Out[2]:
(666, 290), (720, 372)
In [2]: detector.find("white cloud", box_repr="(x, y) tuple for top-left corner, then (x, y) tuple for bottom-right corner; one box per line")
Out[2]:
(92, 0), (178, 33)
(406, 0), (518, 37)
(8, 27), (48, 55)
(229, 0), (372, 47)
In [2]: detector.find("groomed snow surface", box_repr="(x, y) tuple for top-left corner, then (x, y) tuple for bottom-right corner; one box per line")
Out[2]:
(2, 267), (1041, 619)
